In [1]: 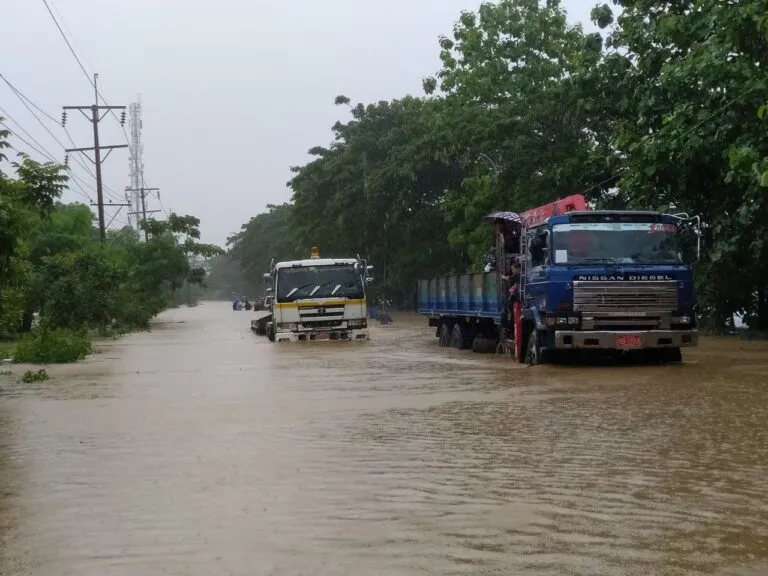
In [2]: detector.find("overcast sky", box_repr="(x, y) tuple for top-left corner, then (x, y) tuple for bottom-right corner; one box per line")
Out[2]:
(1, 0), (597, 246)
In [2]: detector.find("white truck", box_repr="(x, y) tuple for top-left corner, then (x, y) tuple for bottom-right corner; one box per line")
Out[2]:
(252, 247), (374, 342)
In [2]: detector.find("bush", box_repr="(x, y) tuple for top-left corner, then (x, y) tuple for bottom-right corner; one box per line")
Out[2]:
(14, 328), (92, 364)
(22, 369), (49, 383)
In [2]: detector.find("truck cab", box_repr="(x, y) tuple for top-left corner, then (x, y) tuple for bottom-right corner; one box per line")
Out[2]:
(262, 248), (373, 342)
(521, 209), (699, 362)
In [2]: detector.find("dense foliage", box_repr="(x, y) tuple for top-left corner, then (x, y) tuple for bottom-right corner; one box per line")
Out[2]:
(0, 127), (222, 362)
(214, 0), (768, 331)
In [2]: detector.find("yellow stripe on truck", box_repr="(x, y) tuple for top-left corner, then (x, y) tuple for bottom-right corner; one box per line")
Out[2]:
(274, 299), (366, 309)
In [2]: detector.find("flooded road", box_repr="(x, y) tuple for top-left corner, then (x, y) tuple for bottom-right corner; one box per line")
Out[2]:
(1, 301), (768, 575)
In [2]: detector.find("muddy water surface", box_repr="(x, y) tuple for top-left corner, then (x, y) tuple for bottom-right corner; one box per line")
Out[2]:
(1, 301), (768, 575)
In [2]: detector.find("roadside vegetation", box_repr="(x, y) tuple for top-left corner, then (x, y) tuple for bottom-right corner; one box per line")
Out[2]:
(212, 0), (768, 333)
(0, 127), (222, 363)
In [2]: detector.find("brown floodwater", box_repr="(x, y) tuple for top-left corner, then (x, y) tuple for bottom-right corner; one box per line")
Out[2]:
(1, 301), (768, 575)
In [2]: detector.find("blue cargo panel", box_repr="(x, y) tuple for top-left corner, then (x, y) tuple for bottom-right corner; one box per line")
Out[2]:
(417, 271), (501, 320)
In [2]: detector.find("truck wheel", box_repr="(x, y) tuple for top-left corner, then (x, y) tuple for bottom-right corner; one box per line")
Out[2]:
(450, 324), (470, 350)
(472, 335), (497, 353)
(663, 347), (682, 363)
(267, 323), (275, 342)
(525, 331), (551, 365)
(438, 324), (451, 347)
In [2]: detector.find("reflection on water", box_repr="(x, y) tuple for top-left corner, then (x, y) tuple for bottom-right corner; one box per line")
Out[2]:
(1, 303), (767, 575)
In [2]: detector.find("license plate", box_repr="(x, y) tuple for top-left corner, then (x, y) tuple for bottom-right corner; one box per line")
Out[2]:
(616, 334), (642, 348)
(313, 331), (330, 340)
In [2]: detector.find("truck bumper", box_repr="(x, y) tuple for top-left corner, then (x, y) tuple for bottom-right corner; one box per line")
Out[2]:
(553, 329), (698, 349)
(274, 328), (369, 343)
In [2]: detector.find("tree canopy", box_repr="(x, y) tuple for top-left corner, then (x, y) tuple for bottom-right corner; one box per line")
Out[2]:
(214, 0), (768, 330)
(0, 124), (223, 360)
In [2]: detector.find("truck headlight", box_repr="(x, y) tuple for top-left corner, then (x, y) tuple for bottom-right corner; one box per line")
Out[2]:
(567, 316), (579, 325)
(348, 319), (367, 329)
(677, 316), (691, 324)
(556, 317), (567, 325)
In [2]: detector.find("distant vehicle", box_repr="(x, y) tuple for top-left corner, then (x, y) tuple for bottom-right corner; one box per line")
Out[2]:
(252, 247), (374, 342)
(417, 195), (701, 364)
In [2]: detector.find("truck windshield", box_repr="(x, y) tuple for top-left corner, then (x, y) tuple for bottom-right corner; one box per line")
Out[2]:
(276, 265), (364, 302)
(551, 222), (682, 265)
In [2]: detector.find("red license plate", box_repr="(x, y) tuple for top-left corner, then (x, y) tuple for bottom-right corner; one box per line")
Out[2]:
(616, 335), (642, 348)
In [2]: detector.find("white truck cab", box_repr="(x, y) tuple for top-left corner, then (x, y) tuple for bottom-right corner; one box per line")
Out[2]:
(262, 248), (373, 342)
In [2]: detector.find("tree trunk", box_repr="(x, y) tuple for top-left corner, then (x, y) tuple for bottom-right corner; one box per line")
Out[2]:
(20, 312), (34, 332)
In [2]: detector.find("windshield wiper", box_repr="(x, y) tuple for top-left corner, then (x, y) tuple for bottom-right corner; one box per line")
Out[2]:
(310, 281), (341, 297)
(285, 282), (317, 300)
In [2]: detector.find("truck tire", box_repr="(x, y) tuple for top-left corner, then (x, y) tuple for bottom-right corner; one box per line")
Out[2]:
(525, 331), (540, 365)
(450, 323), (471, 350)
(438, 323), (451, 347)
(663, 347), (682, 363)
(526, 331), (553, 365)
(472, 335), (497, 353)
(267, 323), (275, 342)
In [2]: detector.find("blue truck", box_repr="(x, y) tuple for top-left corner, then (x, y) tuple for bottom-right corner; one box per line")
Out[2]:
(417, 195), (701, 364)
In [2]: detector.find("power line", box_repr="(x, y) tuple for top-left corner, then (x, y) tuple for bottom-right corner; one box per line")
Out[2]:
(157, 195), (170, 218)
(40, 0), (91, 84)
(0, 109), (57, 162)
(140, 174), (170, 218)
(126, 186), (161, 239)
(37, 2), (164, 225)
(1, 122), (57, 166)
(0, 125), (94, 203)
(0, 71), (124, 202)
(2, 138), (93, 203)
(46, 0), (96, 73)
(40, 0), (130, 145)
(0, 72), (60, 126)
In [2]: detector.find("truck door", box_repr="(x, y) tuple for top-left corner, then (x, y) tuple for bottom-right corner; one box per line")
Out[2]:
(525, 227), (549, 311)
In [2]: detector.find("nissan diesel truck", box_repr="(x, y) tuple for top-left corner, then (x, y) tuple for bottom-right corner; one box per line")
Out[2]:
(417, 195), (700, 364)
(253, 247), (374, 342)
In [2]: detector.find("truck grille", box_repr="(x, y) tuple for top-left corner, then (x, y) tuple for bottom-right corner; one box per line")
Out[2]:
(573, 281), (677, 316)
(298, 304), (345, 324)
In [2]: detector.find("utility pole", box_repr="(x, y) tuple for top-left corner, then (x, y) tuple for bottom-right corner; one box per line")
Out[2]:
(125, 186), (160, 239)
(64, 73), (129, 243)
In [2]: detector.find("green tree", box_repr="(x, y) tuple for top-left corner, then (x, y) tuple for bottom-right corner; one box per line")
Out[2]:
(225, 203), (300, 295)
(289, 96), (466, 304)
(593, 0), (768, 330)
(422, 0), (610, 264)
(759, 11), (768, 187)
(0, 139), (68, 335)
(1, 122), (223, 354)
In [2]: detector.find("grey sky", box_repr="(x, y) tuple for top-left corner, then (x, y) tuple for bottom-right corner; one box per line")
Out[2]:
(1, 0), (597, 246)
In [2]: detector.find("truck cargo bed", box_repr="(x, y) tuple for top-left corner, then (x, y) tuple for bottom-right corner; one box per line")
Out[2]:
(417, 271), (502, 320)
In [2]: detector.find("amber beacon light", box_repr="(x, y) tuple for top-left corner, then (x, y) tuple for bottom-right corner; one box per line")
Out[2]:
(310, 247), (320, 259)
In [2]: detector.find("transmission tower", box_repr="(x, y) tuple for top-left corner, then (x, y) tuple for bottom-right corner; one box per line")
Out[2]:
(126, 97), (144, 229)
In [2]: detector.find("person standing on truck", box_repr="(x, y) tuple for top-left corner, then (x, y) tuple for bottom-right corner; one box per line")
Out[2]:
(500, 261), (521, 326)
